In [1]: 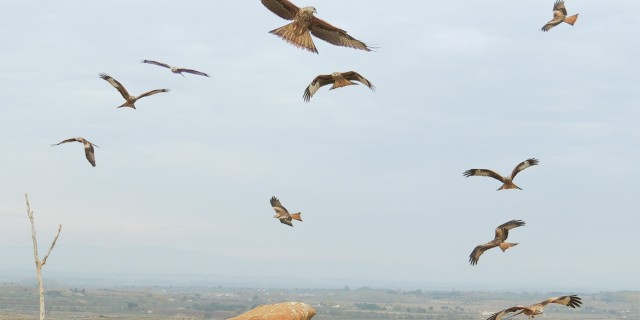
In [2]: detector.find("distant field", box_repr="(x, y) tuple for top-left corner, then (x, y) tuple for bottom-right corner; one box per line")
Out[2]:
(0, 285), (637, 320)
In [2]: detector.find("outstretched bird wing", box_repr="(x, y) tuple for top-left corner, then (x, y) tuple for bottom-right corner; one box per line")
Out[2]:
(176, 68), (210, 77)
(142, 60), (171, 69)
(137, 89), (169, 100)
(463, 168), (506, 183)
(494, 220), (526, 241)
(83, 142), (97, 167)
(554, 0), (568, 16)
(469, 240), (498, 265)
(342, 71), (375, 90)
(270, 196), (289, 214)
(539, 295), (582, 308)
(261, 0), (299, 20)
(309, 17), (372, 51)
(510, 158), (539, 180)
(303, 74), (336, 102)
(279, 216), (294, 227)
(52, 138), (81, 146)
(99, 73), (131, 100)
(486, 306), (529, 320)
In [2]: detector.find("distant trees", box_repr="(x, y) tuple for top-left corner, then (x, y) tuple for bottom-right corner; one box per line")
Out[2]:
(354, 302), (383, 310)
(70, 287), (86, 295)
(25, 194), (63, 320)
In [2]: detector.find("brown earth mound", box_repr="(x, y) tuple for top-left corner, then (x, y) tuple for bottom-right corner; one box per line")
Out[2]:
(228, 301), (316, 320)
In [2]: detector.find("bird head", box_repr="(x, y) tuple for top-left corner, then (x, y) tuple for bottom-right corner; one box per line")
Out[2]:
(302, 6), (317, 14)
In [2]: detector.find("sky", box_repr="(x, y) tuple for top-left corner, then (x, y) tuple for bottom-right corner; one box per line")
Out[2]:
(0, 1), (639, 292)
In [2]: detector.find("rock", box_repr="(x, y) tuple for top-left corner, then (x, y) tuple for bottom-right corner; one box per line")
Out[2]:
(228, 302), (316, 320)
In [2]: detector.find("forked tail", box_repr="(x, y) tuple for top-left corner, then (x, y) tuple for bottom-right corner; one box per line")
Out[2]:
(497, 182), (521, 191)
(117, 102), (136, 109)
(290, 212), (302, 222)
(270, 22), (318, 54)
(499, 242), (518, 252)
(564, 14), (579, 26)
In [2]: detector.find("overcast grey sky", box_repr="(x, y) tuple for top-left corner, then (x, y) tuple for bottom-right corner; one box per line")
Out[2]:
(1, 1), (639, 291)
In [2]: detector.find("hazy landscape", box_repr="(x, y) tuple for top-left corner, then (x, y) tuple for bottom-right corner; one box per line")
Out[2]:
(1, 279), (638, 320)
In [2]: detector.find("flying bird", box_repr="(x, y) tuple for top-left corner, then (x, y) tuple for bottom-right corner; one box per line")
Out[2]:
(463, 158), (539, 191)
(541, 0), (579, 32)
(52, 137), (99, 167)
(469, 220), (525, 265)
(270, 196), (302, 227)
(303, 71), (374, 102)
(99, 73), (169, 109)
(261, 0), (372, 53)
(487, 295), (582, 320)
(142, 60), (209, 77)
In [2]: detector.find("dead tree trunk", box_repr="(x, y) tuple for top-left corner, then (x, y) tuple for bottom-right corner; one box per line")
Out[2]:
(25, 194), (62, 320)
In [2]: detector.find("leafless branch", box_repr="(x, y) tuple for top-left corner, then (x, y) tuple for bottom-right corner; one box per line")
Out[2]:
(41, 224), (62, 266)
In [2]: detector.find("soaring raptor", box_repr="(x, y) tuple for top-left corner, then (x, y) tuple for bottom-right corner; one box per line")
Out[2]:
(52, 137), (99, 167)
(99, 73), (169, 109)
(142, 60), (209, 77)
(469, 220), (525, 265)
(487, 295), (582, 320)
(463, 158), (539, 191)
(261, 0), (372, 53)
(541, 0), (579, 32)
(303, 71), (374, 102)
(270, 196), (302, 227)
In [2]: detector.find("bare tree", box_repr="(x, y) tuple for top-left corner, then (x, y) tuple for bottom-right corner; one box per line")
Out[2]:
(25, 194), (62, 320)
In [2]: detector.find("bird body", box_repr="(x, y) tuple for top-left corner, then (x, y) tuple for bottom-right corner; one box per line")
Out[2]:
(469, 220), (525, 265)
(270, 196), (302, 227)
(487, 295), (582, 320)
(541, 0), (579, 32)
(142, 60), (209, 77)
(261, 0), (371, 53)
(303, 71), (374, 102)
(99, 73), (169, 109)
(463, 158), (539, 191)
(52, 137), (99, 167)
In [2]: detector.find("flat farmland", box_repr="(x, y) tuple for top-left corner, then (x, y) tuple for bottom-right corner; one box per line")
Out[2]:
(0, 285), (637, 320)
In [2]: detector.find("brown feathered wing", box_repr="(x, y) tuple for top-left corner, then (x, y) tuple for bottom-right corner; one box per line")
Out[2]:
(486, 306), (528, 320)
(137, 89), (169, 100)
(261, 0), (299, 20)
(176, 68), (209, 77)
(303, 74), (335, 102)
(142, 60), (171, 69)
(539, 295), (583, 308)
(463, 168), (506, 184)
(509, 158), (539, 180)
(342, 71), (375, 90)
(99, 73), (131, 100)
(309, 17), (372, 51)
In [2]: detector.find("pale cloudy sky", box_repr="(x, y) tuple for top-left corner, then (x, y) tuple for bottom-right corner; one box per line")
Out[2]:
(0, 1), (639, 291)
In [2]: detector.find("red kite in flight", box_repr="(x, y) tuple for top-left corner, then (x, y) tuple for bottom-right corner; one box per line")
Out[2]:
(142, 60), (209, 77)
(99, 73), (169, 109)
(469, 220), (525, 265)
(541, 0), (579, 32)
(463, 158), (539, 190)
(487, 295), (582, 320)
(270, 196), (302, 227)
(52, 137), (99, 167)
(261, 0), (372, 53)
(303, 71), (374, 102)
